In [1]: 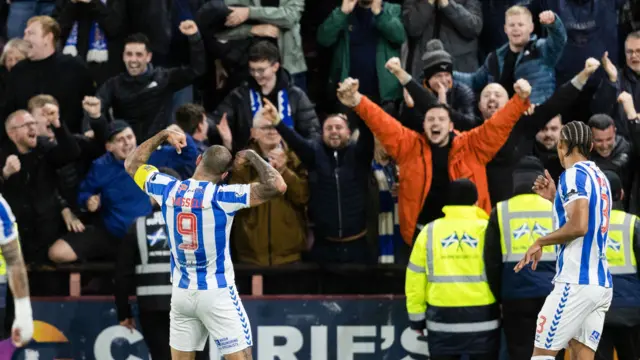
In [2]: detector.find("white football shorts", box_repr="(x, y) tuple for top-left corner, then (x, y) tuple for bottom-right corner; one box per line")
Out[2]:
(534, 282), (612, 352)
(169, 284), (253, 354)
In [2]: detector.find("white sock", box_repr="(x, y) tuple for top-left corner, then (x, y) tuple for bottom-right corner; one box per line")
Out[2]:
(531, 356), (555, 360)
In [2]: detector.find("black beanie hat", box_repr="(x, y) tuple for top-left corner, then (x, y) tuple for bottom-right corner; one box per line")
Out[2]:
(422, 39), (453, 82)
(513, 156), (545, 193)
(447, 178), (478, 206)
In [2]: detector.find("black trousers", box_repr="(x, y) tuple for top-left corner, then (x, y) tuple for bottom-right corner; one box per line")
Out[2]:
(595, 325), (640, 360)
(502, 297), (565, 360)
(139, 310), (209, 360)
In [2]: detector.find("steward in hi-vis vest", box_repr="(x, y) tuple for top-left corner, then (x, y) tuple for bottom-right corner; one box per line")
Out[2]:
(406, 179), (500, 359)
(485, 157), (562, 360)
(595, 171), (640, 360)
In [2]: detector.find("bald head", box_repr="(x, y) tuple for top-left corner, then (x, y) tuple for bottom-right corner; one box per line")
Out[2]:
(199, 145), (233, 175)
(479, 83), (509, 120)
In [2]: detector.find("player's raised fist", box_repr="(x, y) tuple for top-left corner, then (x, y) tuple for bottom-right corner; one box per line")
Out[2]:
(165, 125), (187, 154)
(513, 79), (532, 100)
(583, 57), (601, 76)
(179, 20), (198, 36)
(337, 78), (362, 108)
(234, 149), (256, 168)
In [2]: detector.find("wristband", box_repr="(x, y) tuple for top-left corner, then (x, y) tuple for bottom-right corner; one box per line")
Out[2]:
(14, 297), (32, 318)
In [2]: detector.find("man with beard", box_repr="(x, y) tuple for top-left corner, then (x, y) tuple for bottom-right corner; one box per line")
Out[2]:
(47, 121), (153, 263)
(84, 20), (206, 142)
(388, 56), (600, 205)
(336, 73), (531, 248)
(212, 40), (319, 154)
(261, 96), (374, 266)
(0, 109), (80, 266)
(533, 115), (563, 183)
(588, 114), (632, 211)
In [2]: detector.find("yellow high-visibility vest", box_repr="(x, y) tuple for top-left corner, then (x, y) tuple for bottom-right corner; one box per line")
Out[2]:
(497, 194), (555, 262)
(606, 210), (637, 275)
(406, 206), (497, 333)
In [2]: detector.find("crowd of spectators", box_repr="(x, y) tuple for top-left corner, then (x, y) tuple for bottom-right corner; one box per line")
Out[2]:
(0, 0), (639, 297)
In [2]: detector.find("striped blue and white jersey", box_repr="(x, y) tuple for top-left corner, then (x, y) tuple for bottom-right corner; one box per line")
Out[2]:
(0, 194), (18, 246)
(134, 164), (250, 290)
(552, 161), (612, 288)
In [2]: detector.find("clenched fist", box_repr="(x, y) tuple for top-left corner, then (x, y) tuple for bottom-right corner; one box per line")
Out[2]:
(2, 155), (20, 179)
(583, 57), (601, 76)
(337, 78), (362, 108)
(539, 11), (555, 25)
(87, 194), (101, 212)
(513, 79), (532, 100)
(179, 20), (198, 36)
(384, 57), (403, 75)
(82, 96), (101, 119)
(43, 103), (61, 129)
(617, 91), (637, 120)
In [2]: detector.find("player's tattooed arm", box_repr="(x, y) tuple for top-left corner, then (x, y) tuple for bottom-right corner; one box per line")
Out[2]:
(0, 240), (30, 298)
(124, 126), (186, 178)
(238, 150), (287, 207)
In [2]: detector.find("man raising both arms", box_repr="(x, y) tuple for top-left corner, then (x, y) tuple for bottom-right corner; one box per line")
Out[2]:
(515, 121), (613, 360)
(0, 195), (33, 351)
(124, 124), (286, 360)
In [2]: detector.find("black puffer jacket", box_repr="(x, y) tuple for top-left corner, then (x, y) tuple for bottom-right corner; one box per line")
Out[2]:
(212, 68), (320, 154)
(591, 135), (633, 209)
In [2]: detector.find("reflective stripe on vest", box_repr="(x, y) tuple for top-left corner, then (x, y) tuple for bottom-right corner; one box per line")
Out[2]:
(498, 198), (555, 263)
(426, 319), (500, 333)
(607, 211), (636, 275)
(426, 223), (487, 283)
(0, 274), (6, 284)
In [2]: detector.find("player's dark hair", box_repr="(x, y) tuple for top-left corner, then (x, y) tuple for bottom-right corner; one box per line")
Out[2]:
(201, 145), (232, 175)
(587, 114), (614, 131)
(560, 121), (592, 158)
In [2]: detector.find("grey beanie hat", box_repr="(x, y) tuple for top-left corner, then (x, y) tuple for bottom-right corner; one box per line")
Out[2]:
(421, 39), (453, 81)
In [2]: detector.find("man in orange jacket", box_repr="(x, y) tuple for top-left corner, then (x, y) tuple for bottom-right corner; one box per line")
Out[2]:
(336, 76), (531, 246)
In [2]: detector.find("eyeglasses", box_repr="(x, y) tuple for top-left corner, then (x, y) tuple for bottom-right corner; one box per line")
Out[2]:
(8, 121), (36, 130)
(626, 49), (640, 57)
(249, 63), (275, 76)
(257, 125), (276, 131)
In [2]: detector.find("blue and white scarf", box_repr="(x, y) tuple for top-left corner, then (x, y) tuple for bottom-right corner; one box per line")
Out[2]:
(372, 160), (401, 264)
(249, 88), (293, 128)
(63, 0), (108, 63)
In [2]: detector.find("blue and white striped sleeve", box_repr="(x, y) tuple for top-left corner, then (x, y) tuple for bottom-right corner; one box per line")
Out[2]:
(215, 184), (251, 214)
(560, 167), (589, 206)
(0, 195), (18, 245)
(134, 164), (177, 204)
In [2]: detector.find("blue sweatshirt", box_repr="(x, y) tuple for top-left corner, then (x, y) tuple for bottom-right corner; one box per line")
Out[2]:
(148, 132), (200, 180)
(78, 152), (153, 238)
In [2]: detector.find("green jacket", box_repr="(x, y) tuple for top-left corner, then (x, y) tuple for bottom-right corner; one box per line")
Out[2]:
(217, 0), (307, 75)
(317, 4), (405, 102)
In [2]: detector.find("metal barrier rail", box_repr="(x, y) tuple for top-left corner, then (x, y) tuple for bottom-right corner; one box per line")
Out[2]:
(27, 263), (408, 297)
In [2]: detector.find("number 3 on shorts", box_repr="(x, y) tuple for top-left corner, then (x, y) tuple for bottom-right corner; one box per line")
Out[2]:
(536, 315), (547, 334)
(177, 213), (198, 251)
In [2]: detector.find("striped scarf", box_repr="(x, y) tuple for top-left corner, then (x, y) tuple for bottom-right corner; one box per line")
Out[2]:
(372, 160), (401, 264)
(63, 0), (108, 63)
(249, 88), (293, 128)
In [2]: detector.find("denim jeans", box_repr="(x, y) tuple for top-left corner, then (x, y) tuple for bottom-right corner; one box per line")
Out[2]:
(7, 1), (56, 39)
